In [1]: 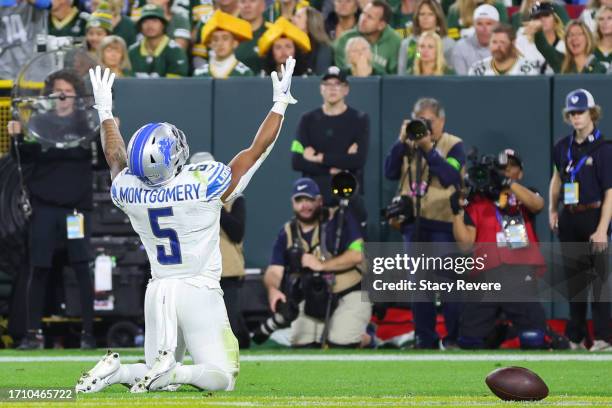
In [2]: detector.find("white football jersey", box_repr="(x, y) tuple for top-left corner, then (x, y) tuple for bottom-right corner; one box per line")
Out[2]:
(111, 161), (232, 284)
(468, 56), (538, 76)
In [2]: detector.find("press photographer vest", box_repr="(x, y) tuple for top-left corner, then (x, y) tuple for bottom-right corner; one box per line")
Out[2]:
(400, 132), (462, 223)
(466, 195), (545, 276)
(283, 215), (362, 293)
(220, 200), (245, 278)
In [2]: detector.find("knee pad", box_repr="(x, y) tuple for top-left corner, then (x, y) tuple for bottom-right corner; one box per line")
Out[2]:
(519, 330), (546, 349)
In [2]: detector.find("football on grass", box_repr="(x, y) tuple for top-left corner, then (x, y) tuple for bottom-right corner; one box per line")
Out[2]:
(485, 366), (549, 401)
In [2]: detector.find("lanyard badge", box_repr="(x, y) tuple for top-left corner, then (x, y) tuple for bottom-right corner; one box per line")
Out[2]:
(495, 208), (529, 249)
(563, 130), (600, 204)
(67, 210), (85, 240)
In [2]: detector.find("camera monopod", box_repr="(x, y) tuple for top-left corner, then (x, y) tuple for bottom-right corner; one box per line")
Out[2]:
(320, 171), (358, 349)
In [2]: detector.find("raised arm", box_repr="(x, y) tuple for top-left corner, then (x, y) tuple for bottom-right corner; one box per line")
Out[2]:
(221, 57), (298, 202)
(89, 66), (127, 180)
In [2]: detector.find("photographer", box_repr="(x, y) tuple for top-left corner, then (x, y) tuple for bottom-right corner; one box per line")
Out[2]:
(451, 149), (548, 349)
(259, 177), (371, 347)
(548, 89), (612, 351)
(383, 97), (465, 349)
(8, 69), (96, 350)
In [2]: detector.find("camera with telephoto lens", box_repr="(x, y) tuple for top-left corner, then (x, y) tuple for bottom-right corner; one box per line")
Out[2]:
(252, 173), (358, 344)
(464, 150), (505, 200)
(405, 118), (432, 141)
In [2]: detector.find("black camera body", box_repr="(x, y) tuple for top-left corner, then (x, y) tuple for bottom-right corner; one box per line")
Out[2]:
(464, 151), (505, 200)
(381, 194), (415, 224)
(405, 118), (432, 141)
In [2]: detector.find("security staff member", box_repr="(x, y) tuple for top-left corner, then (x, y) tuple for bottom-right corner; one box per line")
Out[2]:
(452, 149), (548, 349)
(263, 178), (371, 347)
(548, 89), (612, 352)
(291, 67), (370, 233)
(384, 97), (465, 349)
(8, 69), (96, 350)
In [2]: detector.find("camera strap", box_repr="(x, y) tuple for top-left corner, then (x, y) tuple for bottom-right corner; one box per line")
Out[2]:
(406, 143), (435, 197)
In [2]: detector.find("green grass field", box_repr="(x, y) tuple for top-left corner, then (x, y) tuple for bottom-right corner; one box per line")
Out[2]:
(1, 349), (611, 407)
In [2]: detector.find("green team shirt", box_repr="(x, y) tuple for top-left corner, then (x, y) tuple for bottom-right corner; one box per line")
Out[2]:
(235, 23), (268, 75)
(193, 60), (254, 78)
(334, 26), (402, 74)
(391, 10), (413, 39)
(593, 48), (612, 72)
(128, 35), (189, 78)
(113, 17), (138, 47)
(48, 7), (86, 37)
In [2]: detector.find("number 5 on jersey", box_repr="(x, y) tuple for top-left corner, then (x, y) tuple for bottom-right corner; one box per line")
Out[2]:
(148, 207), (182, 265)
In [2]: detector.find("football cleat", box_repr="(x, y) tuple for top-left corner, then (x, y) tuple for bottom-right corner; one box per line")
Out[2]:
(590, 340), (612, 352)
(75, 350), (121, 393)
(130, 350), (176, 393)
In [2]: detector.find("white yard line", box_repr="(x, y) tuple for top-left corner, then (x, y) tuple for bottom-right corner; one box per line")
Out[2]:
(2, 354), (612, 363)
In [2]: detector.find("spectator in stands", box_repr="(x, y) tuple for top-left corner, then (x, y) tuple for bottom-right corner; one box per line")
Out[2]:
(549, 89), (612, 351)
(48, 0), (88, 37)
(324, 0), (359, 40)
(0, 0), (49, 80)
(580, 0), (612, 33)
(216, 0), (240, 16)
(292, 6), (333, 75)
(384, 98), (465, 349)
(397, 0), (454, 75)
(106, 0), (138, 47)
(145, 0), (192, 50)
(84, 6), (113, 61)
(334, 0), (402, 74)
(291, 67), (370, 231)
(234, 0), (269, 74)
(511, 0), (569, 32)
(534, 20), (607, 73)
(193, 11), (254, 77)
(9, 69), (96, 350)
(190, 152), (250, 349)
(391, 0), (417, 39)
(128, 5), (189, 77)
(446, 0), (507, 41)
(266, 0), (309, 22)
(344, 36), (384, 75)
(516, 2), (566, 74)
(98, 35), (133, 77)
(450, 4), (498, 75)
(259, 17), (312, 75)
(263, 178), (371, 348)
(594, 5), (612, 71)
(406, 31), (455, 75)
(452, 149), (548, 350)
(469, 23), (538, 76)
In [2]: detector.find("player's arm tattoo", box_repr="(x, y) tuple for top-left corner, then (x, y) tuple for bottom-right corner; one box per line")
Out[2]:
(101, 118), (128, 180)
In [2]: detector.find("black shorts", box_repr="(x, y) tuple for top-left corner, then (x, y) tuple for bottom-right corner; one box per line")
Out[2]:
(29, 202), (92, 268)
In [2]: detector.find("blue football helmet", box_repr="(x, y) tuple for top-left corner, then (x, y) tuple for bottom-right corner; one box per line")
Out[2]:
(126, 122), (190, 187)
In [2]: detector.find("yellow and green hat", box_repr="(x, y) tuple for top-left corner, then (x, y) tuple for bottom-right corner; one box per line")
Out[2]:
(257, 17), (311, 56)
(87, 0), (113, 33)
(200, 10), (253, 45)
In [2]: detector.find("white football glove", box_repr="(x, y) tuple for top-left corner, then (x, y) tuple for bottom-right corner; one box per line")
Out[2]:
(88, 66), (115, 121)
(271, 56), (297, 105)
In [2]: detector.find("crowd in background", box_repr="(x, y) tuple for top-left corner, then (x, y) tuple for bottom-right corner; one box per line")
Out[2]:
(1, 0), (611, 80)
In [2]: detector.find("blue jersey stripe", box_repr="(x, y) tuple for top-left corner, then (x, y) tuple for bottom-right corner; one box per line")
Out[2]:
(207, 166), (231, 199)
(130, 123), (161, 177)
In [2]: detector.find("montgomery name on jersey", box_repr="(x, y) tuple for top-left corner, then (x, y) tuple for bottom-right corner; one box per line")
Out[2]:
(468, 56), (538, 76)
(111, 160), (231, 283)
